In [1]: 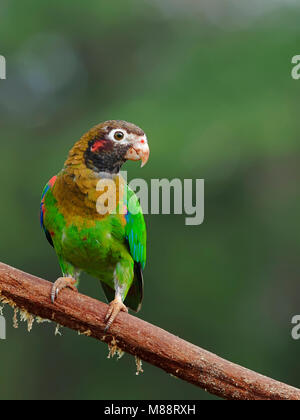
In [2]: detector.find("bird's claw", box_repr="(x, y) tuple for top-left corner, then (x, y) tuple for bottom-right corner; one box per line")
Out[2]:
(104, 297), (128, 332)
(51, 277), (78, 304)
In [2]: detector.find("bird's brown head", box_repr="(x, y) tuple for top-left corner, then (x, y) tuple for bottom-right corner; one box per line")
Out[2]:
(68, 120), (149, 175)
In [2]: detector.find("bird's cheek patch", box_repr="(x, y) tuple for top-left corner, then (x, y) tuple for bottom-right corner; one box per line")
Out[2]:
(91, 140), (105, 153)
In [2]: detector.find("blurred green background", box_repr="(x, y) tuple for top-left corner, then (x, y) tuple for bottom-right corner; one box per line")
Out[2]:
(1, 0), (300, 400)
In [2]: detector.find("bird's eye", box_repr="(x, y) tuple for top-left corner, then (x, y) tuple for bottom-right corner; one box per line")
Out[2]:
(114, 131), (124, 141)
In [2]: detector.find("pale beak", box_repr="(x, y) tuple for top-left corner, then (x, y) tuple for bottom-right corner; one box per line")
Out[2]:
(125, 141), (150, 168)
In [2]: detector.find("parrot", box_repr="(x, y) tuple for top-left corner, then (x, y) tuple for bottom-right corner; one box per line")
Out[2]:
(40, 120), (149, 331)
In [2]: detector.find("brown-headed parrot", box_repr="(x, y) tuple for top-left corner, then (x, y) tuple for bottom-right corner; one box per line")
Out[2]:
(40, 121), (149, 330)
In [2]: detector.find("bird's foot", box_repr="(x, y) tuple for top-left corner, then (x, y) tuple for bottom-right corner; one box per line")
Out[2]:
(51, 277), (78, 303)
(104, 296), (128, 332)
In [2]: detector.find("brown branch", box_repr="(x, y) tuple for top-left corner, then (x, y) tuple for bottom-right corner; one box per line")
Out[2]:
(0, 261), (299, 400)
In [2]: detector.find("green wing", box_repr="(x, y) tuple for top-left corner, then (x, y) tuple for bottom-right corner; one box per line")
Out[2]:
(101, 185), (147, 311)
(40, 176), (57, 248)
(101, 186), (147, 311)
(124, 186), (147, 270)
(123, 185), (147, 312)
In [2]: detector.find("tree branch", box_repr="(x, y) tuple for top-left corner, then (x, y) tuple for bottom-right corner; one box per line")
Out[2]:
(0, 261), (299, 400)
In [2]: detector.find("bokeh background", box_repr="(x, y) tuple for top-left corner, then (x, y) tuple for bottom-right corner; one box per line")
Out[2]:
(1, 0), (300, 400)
